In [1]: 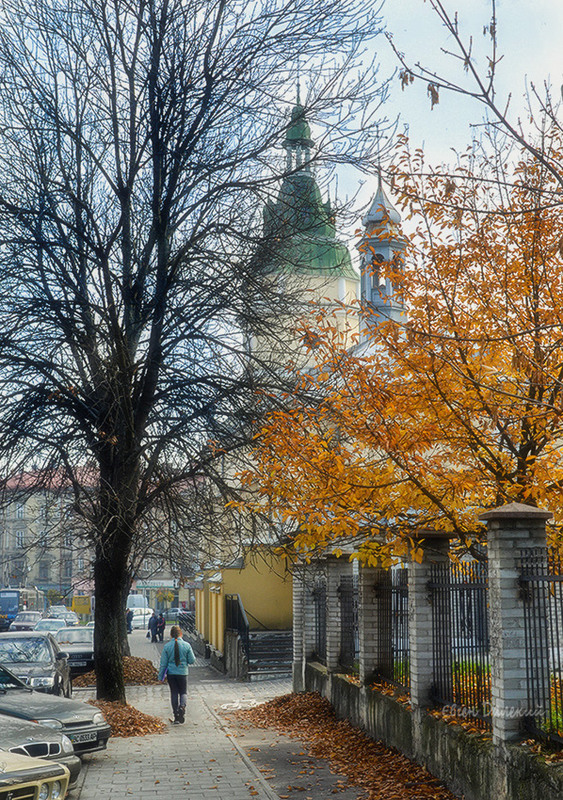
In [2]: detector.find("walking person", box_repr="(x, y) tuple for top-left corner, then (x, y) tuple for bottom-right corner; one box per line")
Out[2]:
(157, 612), (166, 642)
(158, 625), (196, 724)
(148, 611), (158, 643)
(126, 608), (133, 634)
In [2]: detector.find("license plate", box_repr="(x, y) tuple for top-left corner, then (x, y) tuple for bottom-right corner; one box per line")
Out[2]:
(71, 661), (88, 666)
(69, 731), (97, 743)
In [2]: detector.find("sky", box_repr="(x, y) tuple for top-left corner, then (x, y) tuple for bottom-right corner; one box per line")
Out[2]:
(374, 0), (563, 165)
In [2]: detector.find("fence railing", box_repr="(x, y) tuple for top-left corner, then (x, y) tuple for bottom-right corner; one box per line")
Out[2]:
(312, 581), (327, 665)
(338, 575), (359, 672)
(225, 593), (250, 659)
(429, 559), (490, 728)
(520, 547), (563, 746)
(374, 567), (410, 691)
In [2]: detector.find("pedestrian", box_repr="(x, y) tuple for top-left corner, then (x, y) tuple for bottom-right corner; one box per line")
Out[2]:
(126, 608), (133, 634)
(157, 612), (166, 642)
(148, 611), (158, 643)
(158, 625), (196, 724)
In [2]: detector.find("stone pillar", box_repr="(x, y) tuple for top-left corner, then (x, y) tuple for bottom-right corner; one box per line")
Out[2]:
(358, 565), (387, 685)
(325, 555), (351, 673)
(480, 502), (551, 745)
(408, 533), (453, 711)
(292, 563), (305, 692)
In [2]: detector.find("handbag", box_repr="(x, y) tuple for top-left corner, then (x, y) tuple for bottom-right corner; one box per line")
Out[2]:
(146, 630), (151, 638)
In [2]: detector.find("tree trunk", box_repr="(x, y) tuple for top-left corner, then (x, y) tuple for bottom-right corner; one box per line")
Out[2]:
(93, 538), (130, 702)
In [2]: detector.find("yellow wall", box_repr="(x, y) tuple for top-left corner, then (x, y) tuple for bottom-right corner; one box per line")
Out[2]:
(195, 547), (293, 650)
(222, 548), (292, 630)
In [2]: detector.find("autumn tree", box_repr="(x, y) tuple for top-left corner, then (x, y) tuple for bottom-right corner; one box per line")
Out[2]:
(242, 126), (563, 564)
(240, 2), (563, 563)
(0, 0), (388, 700)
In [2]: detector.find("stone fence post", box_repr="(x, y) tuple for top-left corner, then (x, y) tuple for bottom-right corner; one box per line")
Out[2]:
(358, 565), (388, 685)
(325, 555), (352, 673)
(480, 502), (552, 745)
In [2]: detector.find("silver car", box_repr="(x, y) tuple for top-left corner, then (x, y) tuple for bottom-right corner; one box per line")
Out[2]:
(0, 712), (81, 788)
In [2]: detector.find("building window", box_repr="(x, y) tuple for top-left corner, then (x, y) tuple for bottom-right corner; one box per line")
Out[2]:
(77, 557), (84, 571)
(15, 530), (24, 548)
(38, 530), (48, 548)
(16, 504), (24, 519)
(64, 532), (73, 549)
(63, 560), (72, 578)
(39, 561), (49, 580)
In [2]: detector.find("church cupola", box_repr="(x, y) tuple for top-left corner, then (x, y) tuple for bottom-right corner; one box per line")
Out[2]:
(282, 90), (314, 172)
(357, 173), (406, 333)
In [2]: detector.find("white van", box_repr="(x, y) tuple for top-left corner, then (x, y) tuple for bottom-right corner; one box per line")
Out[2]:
(127, 594), (148, 609)
(130, 607), (154, 629)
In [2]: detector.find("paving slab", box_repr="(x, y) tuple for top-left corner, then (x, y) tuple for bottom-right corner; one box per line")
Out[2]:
(71, 630), (362, 800)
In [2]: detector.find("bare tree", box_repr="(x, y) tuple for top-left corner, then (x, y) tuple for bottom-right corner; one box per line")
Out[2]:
(0, 0), (388, 700)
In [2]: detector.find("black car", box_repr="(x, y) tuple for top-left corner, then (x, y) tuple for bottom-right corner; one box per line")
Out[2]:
(0, 712), (82, 788)
(0, 631), (72, 696)
(54, 627), (94, 677)
(0, 663), (111, 755)
(9, 611), (43, 631)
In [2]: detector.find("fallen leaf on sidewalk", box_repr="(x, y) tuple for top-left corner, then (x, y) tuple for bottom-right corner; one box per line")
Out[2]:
(232, 693), (459, 800)
(89, 699), (166, 737)
(74, 656), (159, 687)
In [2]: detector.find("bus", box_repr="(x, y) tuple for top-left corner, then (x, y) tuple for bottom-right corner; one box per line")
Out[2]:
(0, 588), (46, 631)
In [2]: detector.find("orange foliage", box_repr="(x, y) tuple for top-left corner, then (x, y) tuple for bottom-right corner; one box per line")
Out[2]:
(240, 130), (563, 562)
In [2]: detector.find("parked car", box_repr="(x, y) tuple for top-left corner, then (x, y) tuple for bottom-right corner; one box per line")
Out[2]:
(163, 607), (180, 620)
(54, 627), (94, 677)
(0, 712), (81, 788)
(60, 611), (79, 626)
(0, 631), (72, 697)
(0, 750), (69, 799)
(34, 618), (67, 634)
(9, 611), (43, 631)
(130, 607), (154, 629)
(0, 663), (111, 755)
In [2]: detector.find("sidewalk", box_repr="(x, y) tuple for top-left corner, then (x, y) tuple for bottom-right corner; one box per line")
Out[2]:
(72, 631), (295, 800)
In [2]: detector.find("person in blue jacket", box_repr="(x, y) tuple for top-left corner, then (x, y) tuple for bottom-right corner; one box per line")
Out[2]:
(158, 625), (196, 724)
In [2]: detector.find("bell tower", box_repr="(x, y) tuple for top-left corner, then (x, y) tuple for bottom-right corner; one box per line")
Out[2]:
(357, 174), (406, 339)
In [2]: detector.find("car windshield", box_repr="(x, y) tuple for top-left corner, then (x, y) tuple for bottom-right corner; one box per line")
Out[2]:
(14, 614), (40, 622)
(0, 638), (51, 663)
(56, 629), (93, 645)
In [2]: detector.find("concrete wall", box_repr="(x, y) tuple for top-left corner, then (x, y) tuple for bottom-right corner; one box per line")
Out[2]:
(302, 662), (563, 800)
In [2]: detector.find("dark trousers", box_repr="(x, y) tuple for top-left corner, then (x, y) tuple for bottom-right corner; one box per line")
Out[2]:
(167, 673), (187, 715)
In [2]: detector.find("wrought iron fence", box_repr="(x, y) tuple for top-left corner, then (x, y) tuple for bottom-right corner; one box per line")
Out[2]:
(375, 567), (410, 691)
(428, 559), (490, 728)
(338, 575), (359, 672)
(225, 593), (250, 658)
(312, 581), (327, 665)
(519, 547), (563, 746)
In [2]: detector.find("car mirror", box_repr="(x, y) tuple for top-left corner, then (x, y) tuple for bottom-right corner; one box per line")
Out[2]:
(56, 651), (69, 660)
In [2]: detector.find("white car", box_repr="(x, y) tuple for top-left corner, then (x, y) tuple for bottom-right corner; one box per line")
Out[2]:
(130, 607), (154, 629)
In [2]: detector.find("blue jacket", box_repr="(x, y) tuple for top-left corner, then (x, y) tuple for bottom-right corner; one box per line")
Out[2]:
(158, 637), (196, 679)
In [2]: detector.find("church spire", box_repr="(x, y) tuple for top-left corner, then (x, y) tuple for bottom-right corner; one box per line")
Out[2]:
(283, 87), (314, 172)
(357, 172), (406, 334)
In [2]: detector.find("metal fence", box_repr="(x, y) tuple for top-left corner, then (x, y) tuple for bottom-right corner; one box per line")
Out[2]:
(312, 581), (327, 665)
(375, 567), (410, 691)
(519, 547), (563, 746)
(225, 593), (250, 658)
(338, 575), (359, 672)
(429, 560), (490, 728)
